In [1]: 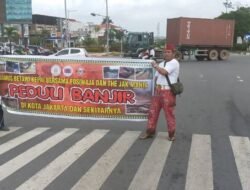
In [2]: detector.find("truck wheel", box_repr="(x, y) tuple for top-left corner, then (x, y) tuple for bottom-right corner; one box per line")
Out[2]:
(208, 49), (219, 61)
(219, 49), (229, 60)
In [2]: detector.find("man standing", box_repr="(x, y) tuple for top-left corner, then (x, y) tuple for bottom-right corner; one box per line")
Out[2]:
(0, 102), (9, 131)
(139, 45), (179, 141)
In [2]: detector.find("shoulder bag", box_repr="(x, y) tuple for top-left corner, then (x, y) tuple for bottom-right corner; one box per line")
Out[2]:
(165, 75), (183, 96)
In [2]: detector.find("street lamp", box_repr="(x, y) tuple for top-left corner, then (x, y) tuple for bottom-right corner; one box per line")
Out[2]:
(64, 0), (77, 47)
(64, 0), (68, 47)
(67, 10), (77, 47)
(105, 0), (109, 53)
(91, 0), (110, 53)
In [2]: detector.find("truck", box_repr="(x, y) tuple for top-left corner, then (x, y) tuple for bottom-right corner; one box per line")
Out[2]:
(123, 32), (154, 58)
(123, 32), (163, 60)
(167, 17), (235, 61)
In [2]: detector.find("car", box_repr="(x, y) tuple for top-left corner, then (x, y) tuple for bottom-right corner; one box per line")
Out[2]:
(25, 45), (53, 56)
(27, 45), (43, 55)
(28, 45), (51, 55)
(13, 45), (27, 55)
(50, 48), (88, 57)
(1, 42), (16, 54)
(0, 43), (4, 54)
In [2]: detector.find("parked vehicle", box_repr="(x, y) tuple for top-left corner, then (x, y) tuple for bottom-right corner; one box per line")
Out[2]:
(50, 48), (88, 57)
(13, 45), (27, 55)
(243, 33), (250, 42)
(27, 45), (43, 55)
(25, 45), (52, 56)
(167, 17), (235, 61)
(0, 43), (4, 54)
(1, 42), (16, 54)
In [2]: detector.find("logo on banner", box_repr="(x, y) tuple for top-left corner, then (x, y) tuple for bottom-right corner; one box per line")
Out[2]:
(51, 64), (61, 76)
(76, 67), (85, 76)
(63, 66), (73, 77)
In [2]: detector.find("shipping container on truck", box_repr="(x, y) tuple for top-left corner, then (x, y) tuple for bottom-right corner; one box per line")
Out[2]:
(167, 17), (235, 61)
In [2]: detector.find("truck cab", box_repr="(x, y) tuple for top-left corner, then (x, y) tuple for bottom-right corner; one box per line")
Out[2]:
(123, 32), (154, 58)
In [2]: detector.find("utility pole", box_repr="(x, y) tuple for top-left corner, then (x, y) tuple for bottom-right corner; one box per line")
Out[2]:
(64, 0), (68, 47)
(105, 0), (109, 53)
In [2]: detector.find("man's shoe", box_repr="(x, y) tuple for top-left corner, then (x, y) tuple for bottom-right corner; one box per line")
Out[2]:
(139, 132), (154, 140)
(167, 136), (176, 141)
(0, 127), (10, 131)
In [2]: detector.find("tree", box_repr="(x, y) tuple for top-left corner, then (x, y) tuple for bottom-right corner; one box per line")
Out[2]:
(108, 29), (117, 43)
(114, 30), (125, 41)
(102, 28), (124, 46)
(155, 38), (166, 49)
(4, 26), (18, 54)
(30, 29), (50, 46)
(217, 7), (250, 43)
(40, 29), (50, 46)
(101, 18), (113, 25)
(82, 32), (98, 47)
(94, 25), (101, 33)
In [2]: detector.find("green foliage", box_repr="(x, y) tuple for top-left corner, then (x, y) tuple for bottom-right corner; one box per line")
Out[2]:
(101, 18), (113, 25)
(4, 26), (18, 41)
(154, 38), (166, 49)
(3, 26), (19, 54)
(113, 30), (124, 41)
(107, 29), (124, 44)
(82, 34), (98, 47)
(85, 46), (104, 52)
(233, 43), (249, 51)
(98, 29), (124, 47)
(217, 7), (250, 43)
(94, 25), (101, 32)
(30, 36), (41, 45)
(41, 29), (50, 38)
(29, 29), (50, 46)
(110, 42), (122, 52)
(81, 33), (104, 52)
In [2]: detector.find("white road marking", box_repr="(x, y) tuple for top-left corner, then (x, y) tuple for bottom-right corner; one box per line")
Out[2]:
(0, 128), (78, 181)
(2, 128), (249, 190)
(128, 132), (172, 190)
(185, 134), (213, 190)
(71, 131), (140, 190)
(0, 128), (49, 155)
(236, 76), (244, 82)
(0, 127), (21, 138)
(230, 136), (250, 190)
(17, 129), (109, 190)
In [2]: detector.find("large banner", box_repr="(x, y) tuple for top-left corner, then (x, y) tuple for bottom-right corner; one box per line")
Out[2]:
(0, 56), (154, 121)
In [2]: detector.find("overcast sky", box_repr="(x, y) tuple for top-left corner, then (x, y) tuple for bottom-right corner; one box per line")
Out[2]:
(32, 0), (250, 37)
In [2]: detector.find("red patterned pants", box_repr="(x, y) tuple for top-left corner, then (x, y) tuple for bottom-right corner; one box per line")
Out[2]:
(146, 89), (176, 138)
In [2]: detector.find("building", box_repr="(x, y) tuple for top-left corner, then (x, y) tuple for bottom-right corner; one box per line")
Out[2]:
(1, 8), (126, 49)
(90, 23), (124, 43)
(0, 0), (32, 45)
(31, 14), (92, 48)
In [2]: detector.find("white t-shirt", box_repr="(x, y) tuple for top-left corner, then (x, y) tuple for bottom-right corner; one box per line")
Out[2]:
(155, 58), (179, 86)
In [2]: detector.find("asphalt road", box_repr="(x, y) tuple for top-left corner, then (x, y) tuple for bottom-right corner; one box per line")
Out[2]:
(1, 54), (250, 190)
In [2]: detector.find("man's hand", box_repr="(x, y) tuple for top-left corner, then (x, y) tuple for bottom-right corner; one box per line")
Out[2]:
(152, 61), (168, 75)
(151, 61), (158, 68)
